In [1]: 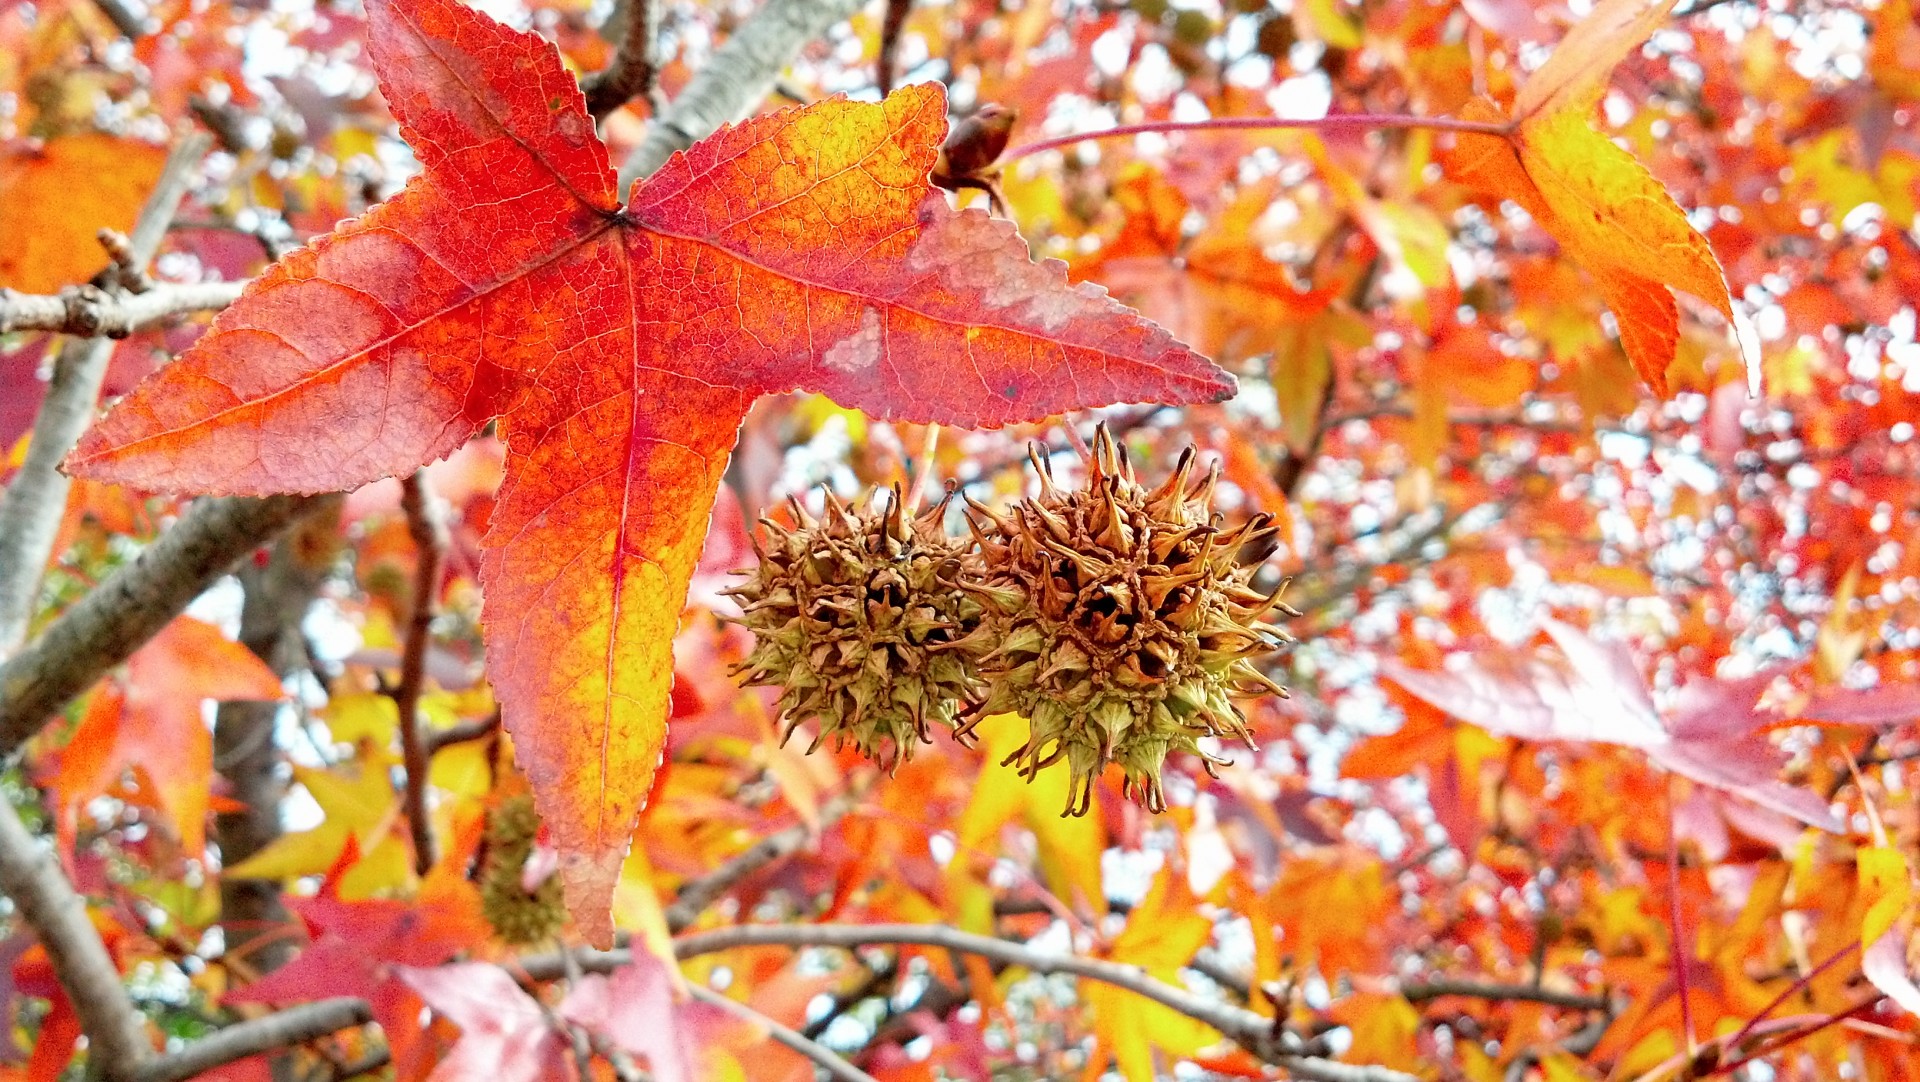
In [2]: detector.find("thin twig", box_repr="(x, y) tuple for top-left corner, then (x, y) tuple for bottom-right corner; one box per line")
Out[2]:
(0, 133), (211, 656)
(426, 710), (501, 754)
(875, 0), (913, 95)
(582, 0), (658, 118)
(90, 0), (152, 37)
(0, 494), (329, 759)
(1664, 775), (1697, 1053)
(132, 999), (372, 1082)
(662, 787), (861, 932)
(685, 984), (882, 1082)
(394, 471), (446, 875)
(1401, 977), (1611, 1012)
(0, 280), (244, 337)
(0, 800), (153, 1074)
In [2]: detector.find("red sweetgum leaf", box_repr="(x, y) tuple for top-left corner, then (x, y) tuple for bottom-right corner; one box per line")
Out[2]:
(65, 0), (1232, 944)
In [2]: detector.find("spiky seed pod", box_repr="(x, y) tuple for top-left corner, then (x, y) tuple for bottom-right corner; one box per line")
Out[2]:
(965, 426), (1298, 815)
(725, 486), (991, 770)
(479, 794), (565, 945)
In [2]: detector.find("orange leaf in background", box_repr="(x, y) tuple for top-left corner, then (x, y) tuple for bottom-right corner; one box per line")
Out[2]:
(65, 0), (1231, 944)
(1441, 0), (1744, 396)
(0, 135), (165, 293)
(42, 615), (281, 857)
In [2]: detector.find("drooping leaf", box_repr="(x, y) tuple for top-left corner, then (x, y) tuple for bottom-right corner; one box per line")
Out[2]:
(65, 0), (1232, 943)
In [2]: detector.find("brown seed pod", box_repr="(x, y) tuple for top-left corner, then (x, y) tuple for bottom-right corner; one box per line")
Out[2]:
(964, 426), (1296, 815)
(725, 485), (990, 771)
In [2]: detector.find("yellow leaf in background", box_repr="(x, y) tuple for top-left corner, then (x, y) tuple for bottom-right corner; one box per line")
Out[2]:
(324, 693), (399, 746)
(612, 844), (682, 991)
(953, 714), (1106, 916)
(1328, 992), (1423, 1072)
(1090, 867), (1222, 1081)
(226, 749), (402, 882)
(427, 739), (491, 797)
(1815, 563), (1868, 684)
(1859, 846), (1914, 950)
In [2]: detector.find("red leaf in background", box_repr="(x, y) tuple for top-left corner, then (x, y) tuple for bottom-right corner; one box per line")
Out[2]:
(65, 0), (1232, 943)
(1380, 618), (1843, 831)
(41, 616), (282, 857)
(396, 965), (566, 1082)
(226, 873), (488, 1079)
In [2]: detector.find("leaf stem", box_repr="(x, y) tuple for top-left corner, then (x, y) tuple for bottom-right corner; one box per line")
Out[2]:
(999, 113), (1511, 164)
(1664, 775), (1697, 1053)
(395, 470), (448, 876)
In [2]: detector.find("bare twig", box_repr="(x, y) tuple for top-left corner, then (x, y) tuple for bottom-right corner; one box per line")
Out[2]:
(394, 472), (446, 875)
(1401, 977), (1611, 1012)
(618, 0), (867, 188)
(90, 0), (152, 37)
(426, 710), (501, 754)
(662, 787), (861, 932)
(875, 0), (913, 95)
(0, 494), (328, 759)
(0, 800), (152, 1075)
(581, 0), (658, 118)
(0, 133), (211, 656)
(0, 280), (244, 337)
(132, 999), (372, 1082)
(685, 984), (881, 1082)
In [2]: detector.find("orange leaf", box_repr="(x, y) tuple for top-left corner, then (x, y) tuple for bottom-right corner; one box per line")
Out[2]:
(66, 0), (1232, 944)
(1441, 0), (1743, 396)
(0, 135), (165, 293)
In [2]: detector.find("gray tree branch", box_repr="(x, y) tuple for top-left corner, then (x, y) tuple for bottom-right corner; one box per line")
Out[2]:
(684, 984), (879, 1082)
(0, 280), (245, 338)
(0, 133), (211, 656)
(0, 800), (153, 1075)
(519, 924), (1419, 1082)
(618, 0), (869, 189)
(0, 494), (329, 759)
(132, 999), (372, 1082)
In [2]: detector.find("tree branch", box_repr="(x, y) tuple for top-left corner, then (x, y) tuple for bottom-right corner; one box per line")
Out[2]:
(683, 984), (880, 1082)
(0, 494), (329, 759)
(0, 280), (245, 338)
(0, 800), (152, 1075)
(394, 471), (445, 875)
(1401, 977), (1611, 1012)
(0, 133), (211, 656)
(662, 787), (860, 932)
(617, 0), (868, 189)
(581, 0), (658, 119)
(132, 999), (372, 1082)
(524, 924), (1417, 1080)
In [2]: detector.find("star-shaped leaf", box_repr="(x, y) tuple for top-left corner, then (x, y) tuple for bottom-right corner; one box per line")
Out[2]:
(1441, 0), (1745, 396)
(64, 0), (1233, 943)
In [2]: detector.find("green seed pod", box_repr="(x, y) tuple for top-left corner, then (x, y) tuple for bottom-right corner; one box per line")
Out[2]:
(966, 426), (1297, 814)
(726, 486), (990, 771)
(479, 794), (565, 946)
